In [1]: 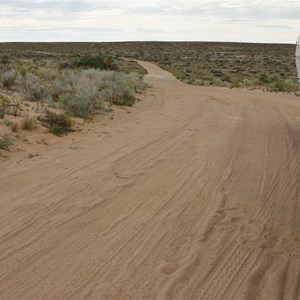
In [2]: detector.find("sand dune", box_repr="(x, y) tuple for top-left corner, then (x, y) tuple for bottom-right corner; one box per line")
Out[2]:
(1, 61), (300, 299)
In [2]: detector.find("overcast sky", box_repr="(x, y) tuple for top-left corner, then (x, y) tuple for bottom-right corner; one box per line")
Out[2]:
(1, 0), (299, 43)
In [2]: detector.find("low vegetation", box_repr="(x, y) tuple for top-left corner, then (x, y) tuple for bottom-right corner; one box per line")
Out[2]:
(21, 114), (37, 130)
(0, 134), (13, 150)
(0, 95), (21, 118)
(0, 61), (147, 119)
(0, 42), (296, 92)
(38, 110), (74, 136)
(73, 54), (117, 70)
(0, 60), (146, 140)
(0, 41), (297, 156)
(0, 49), (148, 155)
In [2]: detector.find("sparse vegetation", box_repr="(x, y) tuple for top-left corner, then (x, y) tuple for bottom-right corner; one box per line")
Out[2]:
(74, 54), (117, 70)
(0, 61), (147, 118)
(2, 118), (13, 127)
(0, 41), (297, 159)
(0, 134), (13, 150)
(0, 41), (296, 92)
(0, 95), (10, 118)
(1, 71), (16, 90)
(0, 44), (151, 157)
(39, 109), (74, 136)
(134, 42), (298, 92)
(21, 114), (37, 130)
(0, 95), (21, 118)
(11, 123), (18, 132)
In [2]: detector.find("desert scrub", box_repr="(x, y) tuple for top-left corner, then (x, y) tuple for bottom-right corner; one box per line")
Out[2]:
(25, 83), (49, 102)
(2, 118), (13, 127)
(0, 95), (10, 118)
(0, 71), (16, 90)
(59, 93), (97, 118)
(58, 70), (146, 116)
(0, 56), (10, 65)
(99, 74), (136, 106)
(0, 134), (13, 150)
(21, 114), (37, 130)
(60, 69), (104, 115)
(16, 72), (51, 102)
(1, 64), (147, 117)
(266, 76), (299, 92)
(99, 72), (146, 106)
(74, 54), (117, 70)
(0, 42), (298, 93)
(0, 96), (21, 118)
(39, 109), (74, 136)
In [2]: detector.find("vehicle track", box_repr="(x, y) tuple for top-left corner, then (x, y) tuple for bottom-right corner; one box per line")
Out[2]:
(0, 61), (300, 299)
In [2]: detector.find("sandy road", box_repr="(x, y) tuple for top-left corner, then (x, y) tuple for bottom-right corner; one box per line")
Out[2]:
(1, 61), (300, 299)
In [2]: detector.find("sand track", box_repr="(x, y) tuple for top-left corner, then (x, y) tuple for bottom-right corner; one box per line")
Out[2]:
(1, 61), (300, 299)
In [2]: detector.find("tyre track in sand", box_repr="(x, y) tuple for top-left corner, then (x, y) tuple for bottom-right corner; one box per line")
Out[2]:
(0, 61), (300, 299)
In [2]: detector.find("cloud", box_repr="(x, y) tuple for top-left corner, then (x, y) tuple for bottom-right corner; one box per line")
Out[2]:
(0, 0), (300, 42)
(2, 0), (300, 20)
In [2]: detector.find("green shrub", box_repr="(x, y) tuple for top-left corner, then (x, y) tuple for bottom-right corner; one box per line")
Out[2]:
(39, 110), (74, 136)
(48, 125), (64, 136)
(42, 109), (73, 127)
(75, 54), (116, 70)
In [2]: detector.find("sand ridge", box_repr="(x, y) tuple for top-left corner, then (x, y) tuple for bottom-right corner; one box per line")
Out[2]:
(0, 61), (300, 299)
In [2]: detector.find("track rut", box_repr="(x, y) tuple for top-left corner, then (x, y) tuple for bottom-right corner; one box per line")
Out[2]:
(1, 61), (300, 299)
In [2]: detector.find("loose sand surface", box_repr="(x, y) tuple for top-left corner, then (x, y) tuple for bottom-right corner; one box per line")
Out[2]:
(1, 61), (300, 299)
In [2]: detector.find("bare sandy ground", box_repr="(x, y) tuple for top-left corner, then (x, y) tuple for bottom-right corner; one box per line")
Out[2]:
(1, 61), (300, 299)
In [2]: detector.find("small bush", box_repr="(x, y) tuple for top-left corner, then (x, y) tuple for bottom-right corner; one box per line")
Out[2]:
(19, 67), (29, 77)
(39, 109), (74, 136)
(50, 80), (68, 101)
(59, 93), (96, 118)
(11, 123), (18, 132)
(0, 95), (10, 118)
(99, 72), (142, 106)
(0, 56), (10, 65)
(21, 114), (37, 130)
(10, 103), (21, 117)
(25, 83), (49, 102)
(1, 71), (16, 89)
(0, 134), (13, 150)
(48, 125), (64, 136)
(75, 54), (116, 70)
(37, 67), (59, 81)
(3, 119), (13, 127)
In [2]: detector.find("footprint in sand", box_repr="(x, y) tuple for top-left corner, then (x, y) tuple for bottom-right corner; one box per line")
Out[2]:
(171, 236), (191, 248)
(160, 262), (180, 275)
(215, 217), (246, 232)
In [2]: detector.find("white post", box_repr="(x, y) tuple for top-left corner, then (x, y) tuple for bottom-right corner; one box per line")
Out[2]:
(296, 35), (300, 90)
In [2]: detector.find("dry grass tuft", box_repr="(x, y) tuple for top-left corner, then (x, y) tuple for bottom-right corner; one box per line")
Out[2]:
(21, 114), (37, 130)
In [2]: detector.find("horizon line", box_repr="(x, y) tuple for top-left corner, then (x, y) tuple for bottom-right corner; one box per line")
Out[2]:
(0, 40), (295, 45)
